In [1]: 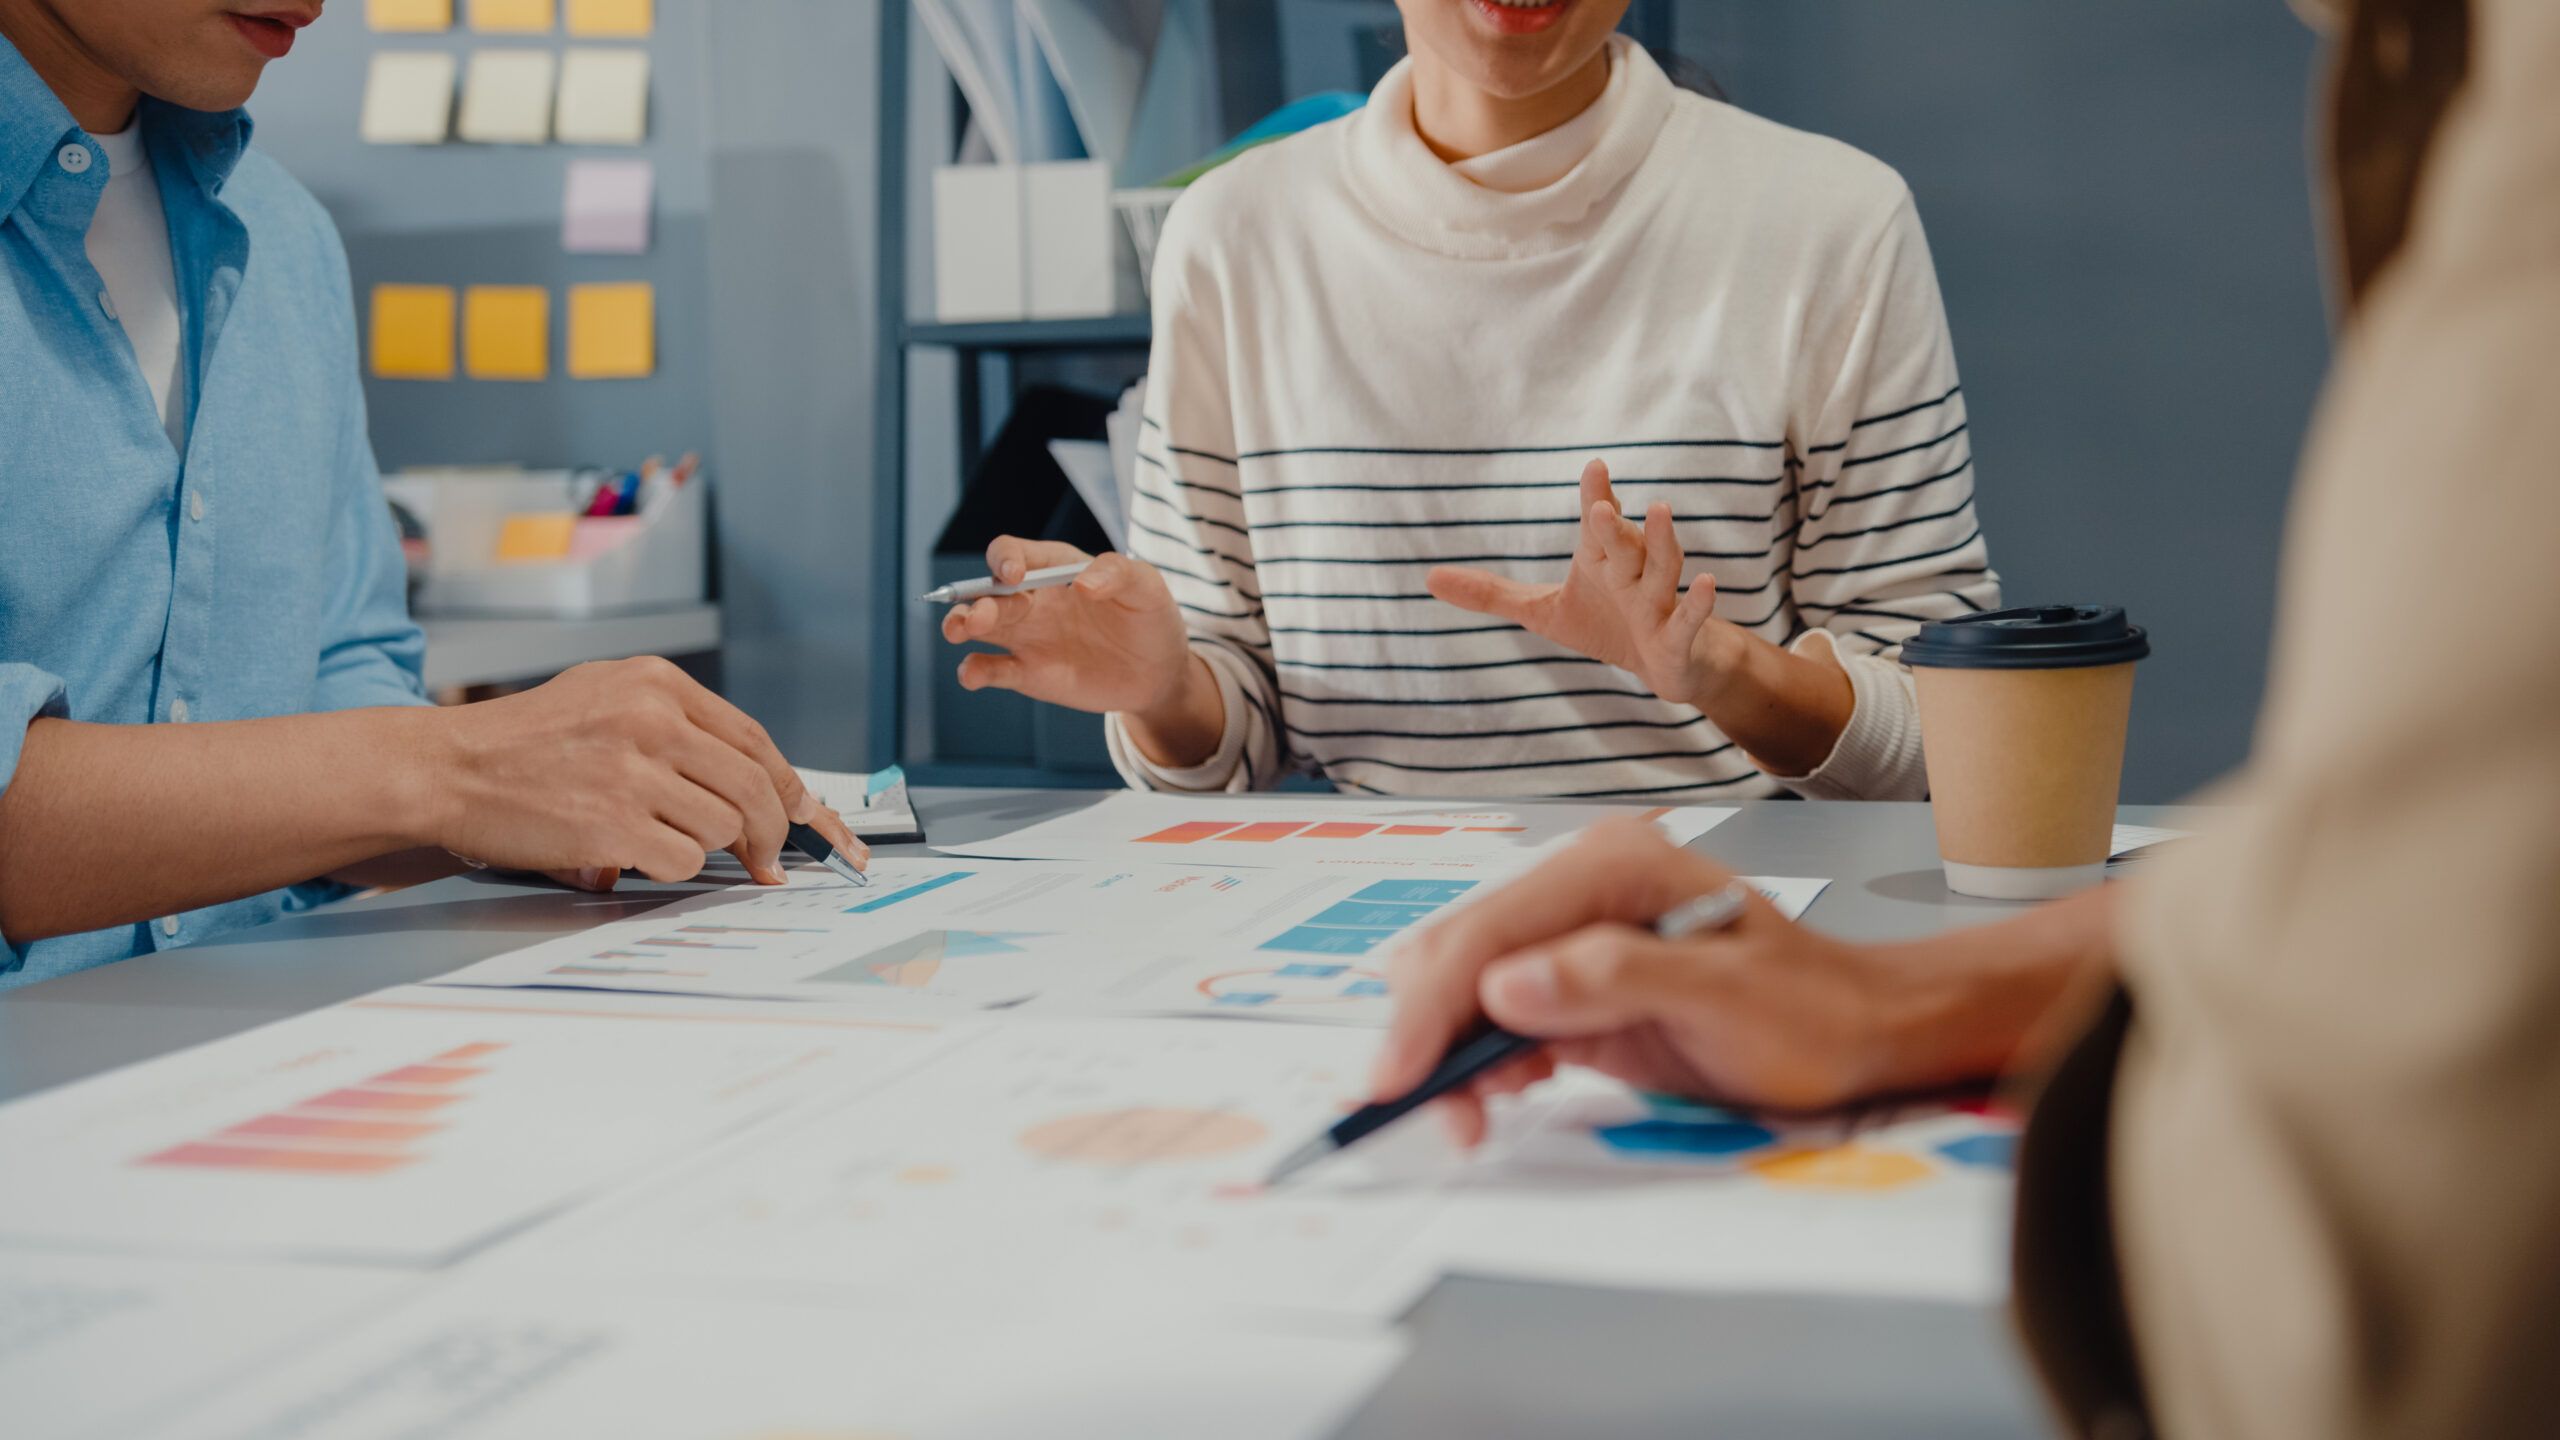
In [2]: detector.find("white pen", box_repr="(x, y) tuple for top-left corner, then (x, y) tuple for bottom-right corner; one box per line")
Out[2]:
(919, 561), (1093, 606)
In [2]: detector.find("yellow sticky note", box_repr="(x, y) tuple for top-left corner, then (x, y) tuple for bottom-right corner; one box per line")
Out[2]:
(368, 0), (452, 31)
(463, 285), (549, 380)
(369, 284), (455, 379)
(496, 511), (578, 562)
(567, 282), (653, 378)
(566, 0), (651, 36)
(468, 0), (552, 32)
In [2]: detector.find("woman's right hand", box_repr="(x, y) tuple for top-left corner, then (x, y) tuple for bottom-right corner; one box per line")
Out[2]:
(941, 538), (1226, 765)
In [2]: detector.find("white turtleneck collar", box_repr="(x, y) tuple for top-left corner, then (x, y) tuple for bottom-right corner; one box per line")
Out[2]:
(1450, 35), (1631, 193)
(1342, 34), (1674, 260)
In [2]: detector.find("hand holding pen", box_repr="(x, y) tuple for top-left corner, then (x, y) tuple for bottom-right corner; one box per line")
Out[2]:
(1269, 877), (1754, 1183)
(1298, 818), (1906, 1172)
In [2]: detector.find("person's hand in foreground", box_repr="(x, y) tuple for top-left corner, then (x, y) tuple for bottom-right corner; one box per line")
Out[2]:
(435, 657), (863, 890)
(1371, 818), (2121, 1146)
(1426, 461), (1854, 777)
(939, 537), (1227, 768)
(0, 657), (863, 948)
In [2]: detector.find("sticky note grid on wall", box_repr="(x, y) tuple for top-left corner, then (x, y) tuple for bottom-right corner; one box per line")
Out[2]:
(374, 283), (648, 382)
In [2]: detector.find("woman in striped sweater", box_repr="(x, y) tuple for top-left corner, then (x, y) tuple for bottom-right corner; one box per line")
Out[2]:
(941, 0), (2000, 802)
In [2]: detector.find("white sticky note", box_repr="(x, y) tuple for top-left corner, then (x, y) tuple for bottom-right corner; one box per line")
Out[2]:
(553, 47), (650, 145)
(457, 48), (556, 143)
(358, 50), (456, 144)
(561, 156), (653, 253)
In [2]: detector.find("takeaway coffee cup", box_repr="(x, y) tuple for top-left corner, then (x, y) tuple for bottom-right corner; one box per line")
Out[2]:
(1903, 606), (2150, 900)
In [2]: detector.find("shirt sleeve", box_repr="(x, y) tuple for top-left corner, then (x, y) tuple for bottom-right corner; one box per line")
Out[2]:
(1774, 190), (2003, 800)
(0, 663), (72, 973)
(307, 222), (428, 715)
(1104, 193), (1288, 794)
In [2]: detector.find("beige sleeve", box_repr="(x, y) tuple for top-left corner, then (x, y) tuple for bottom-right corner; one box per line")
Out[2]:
(2102, 7), (2560, 1433)
(1765, 630), (1929, 802)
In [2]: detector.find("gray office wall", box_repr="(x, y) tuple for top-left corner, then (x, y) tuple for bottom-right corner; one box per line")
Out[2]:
(253, 2), (2327, 798)
(1679, 3), (2333, 802)
(250, 1), (884, 769)
(252, 5), (718, 475)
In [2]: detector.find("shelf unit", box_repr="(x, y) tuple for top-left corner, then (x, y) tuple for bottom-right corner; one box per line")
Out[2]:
(867, 1), (1676, 783)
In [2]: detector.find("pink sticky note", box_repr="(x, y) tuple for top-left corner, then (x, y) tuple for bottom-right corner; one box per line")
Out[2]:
(567, 514), (646, 561)
(562, 158), (653, 255)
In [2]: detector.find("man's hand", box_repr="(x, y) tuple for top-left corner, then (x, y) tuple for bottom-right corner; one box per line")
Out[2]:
(430, 657), (861, 887)
(941, 537), (1226, 768)
(1371, 819), (2120, 1147)
(1374, 819), (1897, 1145)
(1428, 459), (1730, 710)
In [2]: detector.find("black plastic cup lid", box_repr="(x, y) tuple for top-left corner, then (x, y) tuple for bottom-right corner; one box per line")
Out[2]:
(1900, 606), (2149, 670)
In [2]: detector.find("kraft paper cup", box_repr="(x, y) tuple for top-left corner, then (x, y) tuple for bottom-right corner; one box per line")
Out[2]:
(1904, 606), (2149, 901)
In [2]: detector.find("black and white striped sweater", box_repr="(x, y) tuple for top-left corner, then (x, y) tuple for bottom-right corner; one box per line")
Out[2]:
(1106, 42), (2000, 802)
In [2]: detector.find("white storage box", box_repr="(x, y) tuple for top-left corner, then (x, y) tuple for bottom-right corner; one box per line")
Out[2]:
(384, 467), (707, 619)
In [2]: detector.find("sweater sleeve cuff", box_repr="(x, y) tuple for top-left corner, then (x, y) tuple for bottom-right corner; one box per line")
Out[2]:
(1765, 631), (1930, 801)
(0, 663), (72, 975)
(1105, 643), (1251, 793)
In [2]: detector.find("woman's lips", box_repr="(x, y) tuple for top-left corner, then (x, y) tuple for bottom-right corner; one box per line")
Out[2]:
(226, 12), (300, 59)
(1470, 0), (1571, 37)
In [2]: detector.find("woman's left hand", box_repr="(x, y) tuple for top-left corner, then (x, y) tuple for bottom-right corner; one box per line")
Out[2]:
(1428, 458), (1732, 710)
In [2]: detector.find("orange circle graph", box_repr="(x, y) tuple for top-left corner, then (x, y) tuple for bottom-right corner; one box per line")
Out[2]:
(1018, 1107), (1268, 1164)
(1748, 1146), (1934, 1190)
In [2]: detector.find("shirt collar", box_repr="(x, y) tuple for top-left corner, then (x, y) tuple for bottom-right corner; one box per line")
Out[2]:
(0, 27), (82, 221)
(143, 93), (252, 196)
(0, 29), (253, 220)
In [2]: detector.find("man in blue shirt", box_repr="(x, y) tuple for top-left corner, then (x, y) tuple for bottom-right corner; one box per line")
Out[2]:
(0, 0), (861, 988)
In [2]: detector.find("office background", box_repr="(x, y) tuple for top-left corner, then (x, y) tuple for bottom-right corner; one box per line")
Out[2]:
(253, 0), (2328, 804)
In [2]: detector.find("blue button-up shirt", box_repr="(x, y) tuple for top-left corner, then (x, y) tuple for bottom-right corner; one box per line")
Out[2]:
(0, 36), (426, 988)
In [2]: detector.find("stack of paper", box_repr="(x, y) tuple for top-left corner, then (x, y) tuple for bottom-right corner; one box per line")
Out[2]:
(130, 1277), (1403, 1440)
(0, 793), (1896, 1440)
(797, 762), (926, 844)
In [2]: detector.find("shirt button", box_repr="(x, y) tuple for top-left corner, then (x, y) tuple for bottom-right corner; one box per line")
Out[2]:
(99, 289), (119, 320)
(160, 916), (180, 937)
(171, 698), (191, 723)
(58, 143), (93, 174)
(190, 492), (206, 521)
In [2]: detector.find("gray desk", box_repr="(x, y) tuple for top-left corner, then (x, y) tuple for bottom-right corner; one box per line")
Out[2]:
(2, 791), (2176, 1437)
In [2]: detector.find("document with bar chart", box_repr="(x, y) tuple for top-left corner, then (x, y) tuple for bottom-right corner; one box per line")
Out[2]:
(0, 988), (956, 1265)
(426, 857), (1532, 1019)
(931, 793), (1736, 868)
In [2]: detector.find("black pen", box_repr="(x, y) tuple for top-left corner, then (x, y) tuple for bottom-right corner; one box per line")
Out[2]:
(1263, 878), (1755, 1185)
(786, 821), (870, 888)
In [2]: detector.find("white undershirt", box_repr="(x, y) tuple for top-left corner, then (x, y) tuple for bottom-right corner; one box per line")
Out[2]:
(84, 123), (188, 453)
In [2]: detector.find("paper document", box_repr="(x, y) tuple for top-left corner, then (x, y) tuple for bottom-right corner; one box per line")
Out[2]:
(2109, 823), (2192, 857)
(936, 792), (1736, 868)
(135, 1276), (1402, 1440)
(1742, 875), (1830, 920)
(0, 987), (951, 1265)
(1048, 437), (1125, 548)
(428, 855), (1531, 1018)
(0, 1251), (414, 1440)
(1395, 1070), (2017, 1304)
(798, 762), (925, 843)
(496, 1017), (1447, 1320)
